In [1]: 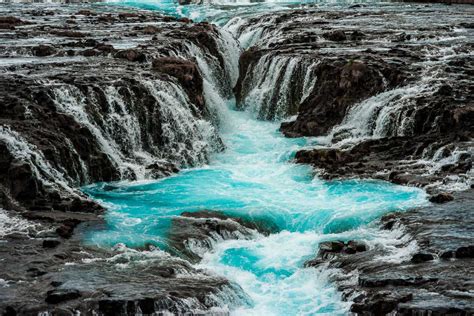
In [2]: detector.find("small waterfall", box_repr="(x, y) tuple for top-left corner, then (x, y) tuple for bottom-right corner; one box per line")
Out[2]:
(324, 83), (439, 147)
(168, 31), (241, 126)
(142, 79), (221, 166)
(224, 15), (275, 49)
(52, 78), (222, 180)
(238, 54), (318, 120)
(0, 126), (76, 194)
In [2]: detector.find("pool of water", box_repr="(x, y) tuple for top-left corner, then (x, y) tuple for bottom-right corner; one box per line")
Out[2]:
(84, 101), (428, 314)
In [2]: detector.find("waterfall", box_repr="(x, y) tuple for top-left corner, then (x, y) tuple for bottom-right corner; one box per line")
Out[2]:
(324, 83), (438, 147)
(52, 78), (222, 180)
(237, 54), (318, 120)
(0, 126), (76, 194)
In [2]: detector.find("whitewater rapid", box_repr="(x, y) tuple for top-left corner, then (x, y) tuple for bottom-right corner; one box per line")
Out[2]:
(84, 100), (428, 315)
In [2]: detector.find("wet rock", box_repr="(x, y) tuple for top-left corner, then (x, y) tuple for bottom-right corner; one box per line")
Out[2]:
(411, 253), (435, 263)
(320, 241), (345, 253)
(168, 210), (277, 262)
(51, 30), (86, 38)
(322, 30), (346, 41)
(305, 240), (368, 266)
(45, 289), (81, 304)
(281, 57), (406, 137)
(346, 240), (367, 253)
(32, 45), (57, 57)
(455, 245), (474, 258)
(312, 190), (474, 315)
(429, 192), (455, 203)
(42, 239), (61, 248)
(113, 49), (147, 62)
(152, 57), (204, 108)
(56, 220), (80, 238)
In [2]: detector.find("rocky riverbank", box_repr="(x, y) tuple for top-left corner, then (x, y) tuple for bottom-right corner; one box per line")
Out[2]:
(305, 189), (474, 315)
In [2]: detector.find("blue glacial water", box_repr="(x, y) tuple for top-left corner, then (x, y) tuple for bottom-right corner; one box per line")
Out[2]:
(102, 0), (386, 24)
(84, 101), (428, 314)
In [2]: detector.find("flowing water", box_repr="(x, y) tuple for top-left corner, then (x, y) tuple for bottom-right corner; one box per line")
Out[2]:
(82, 1), (430, 314)
(84, 102), (428, 315)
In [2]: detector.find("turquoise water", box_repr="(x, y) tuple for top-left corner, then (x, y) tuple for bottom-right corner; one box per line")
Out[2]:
(102, 0), (384, 24)
(84, 102), (428, 314)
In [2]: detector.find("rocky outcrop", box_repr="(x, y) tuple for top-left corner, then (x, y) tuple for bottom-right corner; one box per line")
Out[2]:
(305, 189), (474, 315)
(0, 5), (234, 216)
(168, 210), (278, 262)
(280, 57), (407, 137)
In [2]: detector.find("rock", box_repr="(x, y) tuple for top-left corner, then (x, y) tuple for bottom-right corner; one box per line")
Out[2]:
(113, 49), (146, 62)
(281, 57), (406, 137)
(168, 210), (277, 262)
(346, 240), (367, 253)
(3, 306), (16, 316)
(455, 246), (474, 258)
(32, 45), (56, 57)
(152, 57), (204, 108)
(56, 220), (80, 238)
(429, 192), (454, 203)
(319, 241), (345, 253)
(350, 30), (365, 41)
(51, 30), (86, 38)
(411, 253), (435, 263)
(45, 289), (81, 304)
(322, 30), (347, 41)
(42, 239), (61, 248)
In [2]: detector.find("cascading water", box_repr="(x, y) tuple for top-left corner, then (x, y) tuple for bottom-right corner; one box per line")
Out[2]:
(237, 54), (318, 120)
(51, 77), (221, 180)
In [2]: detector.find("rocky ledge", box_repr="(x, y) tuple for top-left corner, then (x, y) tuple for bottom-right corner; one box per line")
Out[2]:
(305, 189), (474, 315)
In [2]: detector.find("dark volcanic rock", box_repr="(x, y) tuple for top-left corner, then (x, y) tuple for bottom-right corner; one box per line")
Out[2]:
(429, 192), (455, 203)
(305, 190), (474, 315)
(168, 210), (277, 262)
(45, 289), (81, 304)
(42, 239), (61, 248)
(322, 30), (346, 41)
(32, 45), (57, 57)
(410, 252), (434, 263)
